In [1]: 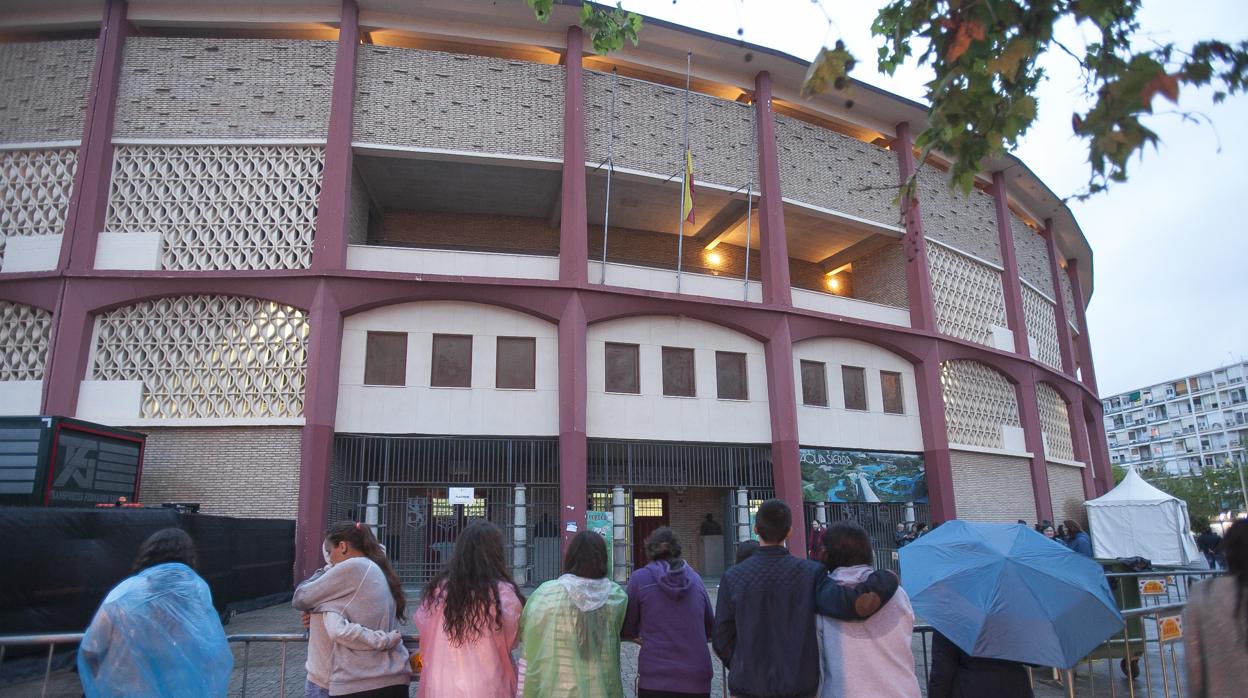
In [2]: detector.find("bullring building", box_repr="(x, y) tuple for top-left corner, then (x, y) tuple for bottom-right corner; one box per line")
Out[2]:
(0, 0), (1111, 585)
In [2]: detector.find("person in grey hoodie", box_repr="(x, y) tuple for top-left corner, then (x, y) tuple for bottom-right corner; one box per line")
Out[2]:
(520, 530), (628, 697)
(621, 527), (714, 698)
(293, 521), (410, 698)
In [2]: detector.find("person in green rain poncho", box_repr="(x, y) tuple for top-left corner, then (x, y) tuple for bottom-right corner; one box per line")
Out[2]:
(520, 530), (627, 698)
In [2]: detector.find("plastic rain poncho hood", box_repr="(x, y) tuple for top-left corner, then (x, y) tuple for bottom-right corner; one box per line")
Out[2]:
(520, 574), (627, 697)
(78, 562), (233, 698)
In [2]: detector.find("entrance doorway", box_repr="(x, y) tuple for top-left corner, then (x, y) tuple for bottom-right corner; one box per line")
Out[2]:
(632, 492), (670, 568)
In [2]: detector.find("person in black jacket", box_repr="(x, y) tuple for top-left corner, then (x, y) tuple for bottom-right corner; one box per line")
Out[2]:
(927, 631), (1034, 698)
(712, 499), (899, 698)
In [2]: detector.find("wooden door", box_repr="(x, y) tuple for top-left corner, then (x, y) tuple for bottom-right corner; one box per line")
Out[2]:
(631, 492), (670, 570)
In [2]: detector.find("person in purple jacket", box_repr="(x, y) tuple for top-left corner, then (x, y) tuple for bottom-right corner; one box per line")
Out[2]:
(621, 527), (715, 698)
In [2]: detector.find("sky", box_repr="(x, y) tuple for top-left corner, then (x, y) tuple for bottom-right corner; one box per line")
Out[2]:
(614, 0), (1248, 396)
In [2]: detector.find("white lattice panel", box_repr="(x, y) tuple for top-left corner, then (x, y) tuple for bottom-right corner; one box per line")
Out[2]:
(1036, 382), (1075, 462)
(1022, 285), (1062, 369)
(0, 148), (78, 268)
(941, 360), (1020, 449)
(90, 296), (309, 418)
(104, 145), (324, 270)
(927, 242), (1008, 346)
(0, 301), (52, 381)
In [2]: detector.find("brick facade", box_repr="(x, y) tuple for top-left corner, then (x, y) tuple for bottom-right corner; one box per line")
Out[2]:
(634, 486), (727, 578)
(774, 115), (900, 227)
(1011, 214), (1052, 290)
(380, 210), (559, 255)
(114, 38), (335, 139)
(347, 167), (371, 245)
(949, 450), (1037, 523)
(1059, 269), (1079, 331)
(585, 71), (754, 190)
(1047, 461), (1087, 526)
(0, 40), (95, 144)
(916, 166), (1001, 265)
(850, 241), (909, 310)
(137, 426), (301, 519)
(356, 47), (564, 159)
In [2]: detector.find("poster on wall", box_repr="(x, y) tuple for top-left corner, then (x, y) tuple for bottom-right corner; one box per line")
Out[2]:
(800, 447), (926, 503)
(586, 510), (613, 571)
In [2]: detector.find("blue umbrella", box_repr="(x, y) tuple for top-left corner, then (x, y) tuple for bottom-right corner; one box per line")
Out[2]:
(900, 520), (1123, 669)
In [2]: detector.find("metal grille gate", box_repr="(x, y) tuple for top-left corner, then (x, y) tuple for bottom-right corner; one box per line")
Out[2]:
(803, 501), (931, 574)
(330, 434), (560, 588)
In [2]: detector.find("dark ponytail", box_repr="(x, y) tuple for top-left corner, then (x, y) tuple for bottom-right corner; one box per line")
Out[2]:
(326, 521), (407, 622)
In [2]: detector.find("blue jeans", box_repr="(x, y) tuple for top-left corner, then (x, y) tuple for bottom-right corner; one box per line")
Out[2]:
(305, 679), (330, 698)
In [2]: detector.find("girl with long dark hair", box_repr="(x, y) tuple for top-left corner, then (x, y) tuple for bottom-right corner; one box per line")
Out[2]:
(521, 530), (627, 697)
(1185, 518), (1248, 697)
(413, 520), (524, 697)
(621, 527), (715, 698)
(78, 528), (233, 697)
(293, 521), (410, 697)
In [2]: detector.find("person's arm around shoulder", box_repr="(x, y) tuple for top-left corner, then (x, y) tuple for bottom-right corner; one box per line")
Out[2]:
(711, 573), (736, 666)
(926, 632), (959, 698)
(322, 610), (401, 651)
(292, 558), (367, 611)
(813, 564), (899, 620)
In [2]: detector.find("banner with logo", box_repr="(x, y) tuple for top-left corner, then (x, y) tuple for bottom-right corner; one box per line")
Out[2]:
(800, 447), (926, 503)
(586, 510), (613, 571)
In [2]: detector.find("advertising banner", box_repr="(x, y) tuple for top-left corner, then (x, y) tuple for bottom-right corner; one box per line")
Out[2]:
(586, 510), (613, 571)
(800, 447), (926, 503)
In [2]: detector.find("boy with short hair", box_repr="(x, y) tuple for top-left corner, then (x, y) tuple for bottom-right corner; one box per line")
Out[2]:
(712, 499), (899, 698)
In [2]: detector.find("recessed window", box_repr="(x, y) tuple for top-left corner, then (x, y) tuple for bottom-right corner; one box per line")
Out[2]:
(364, 332), (407, 386)
(605, 342), (640, 394)
(842, 365), (867, 411)
(496, 337), (536, 390)
(881, 370), (904, 415)
(662, 347), (696, 397)
(716, 351), (748, 400)
(800, 360), (828, 407)
(431, 334), (472, 388)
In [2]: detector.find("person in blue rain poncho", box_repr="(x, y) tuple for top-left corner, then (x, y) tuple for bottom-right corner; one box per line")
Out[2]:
(78, 528), (233, 697)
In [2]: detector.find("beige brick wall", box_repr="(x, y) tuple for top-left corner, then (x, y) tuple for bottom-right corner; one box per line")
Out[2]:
(950, 450), (1036, 523)
(114, 38), (335, 139)
(356, 47), (563, 159)
(347, 168), (371, 245)
(585, 71), (754, 190)
(1011, 214), (1052, 290)
(851, 241), (909, 309)
(380, 210), (558, 254)
(1059, 270), (1079, 331)
(916, 166), (1001, 265)
(0, 40), (95, 144)
(1047, 462), (1087, 527)
(774, 115), (900, 227)
(137, 426), (301, 519)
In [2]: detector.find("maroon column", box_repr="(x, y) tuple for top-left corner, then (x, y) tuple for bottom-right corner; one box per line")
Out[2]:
(1065, 259), (1099, 394)
(1043, 220), (1077, 377)
(893, 123), (937, 332)
(558, 27), (589, 285)
(40, 282), (94, 416)
(913, 343), (956, 521)
(1067, 391), (1098, 500)
(309, 0), (360, 271)
(294, 282), (345, 581)
(1016, 376), (1055, 522)
(763, 316), (804, 554)
(1085, 400), (1114, 495)
(991, 171), (1029, 356)
(753, 72), (792, 306)
(557, 292), (588, 549)
(60, 0), (129, 272)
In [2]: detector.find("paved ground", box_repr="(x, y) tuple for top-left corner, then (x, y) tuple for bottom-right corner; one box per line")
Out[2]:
(2, 584), (1186, 697)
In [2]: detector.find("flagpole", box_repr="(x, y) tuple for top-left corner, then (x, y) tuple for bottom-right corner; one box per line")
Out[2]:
(676, 50), (691, 294)
(601, 68), (618, 284)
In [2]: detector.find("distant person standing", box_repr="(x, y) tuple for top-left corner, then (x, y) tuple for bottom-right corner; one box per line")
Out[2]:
(621, 527), (715, 698)
(699, 514), (723, 536)
(1062, 520), (1094, 557)
(78, 528), (233, 698)
(927, 630), (1034, 698)
(895, 523), (910, 548)
(1196, 526), (1223, 569)
(1185, 518), (1248, 697)
(712, 499), (899, 698)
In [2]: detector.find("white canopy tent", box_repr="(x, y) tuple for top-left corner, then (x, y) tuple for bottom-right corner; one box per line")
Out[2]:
(1084, 467), (1204, 567)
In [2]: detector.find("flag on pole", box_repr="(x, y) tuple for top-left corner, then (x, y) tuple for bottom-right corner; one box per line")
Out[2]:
(681, 149), (695, 224)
